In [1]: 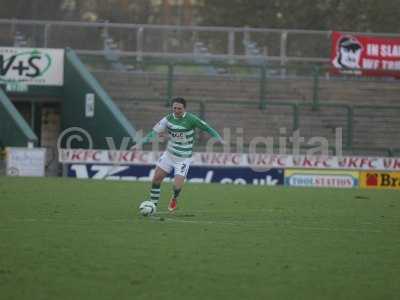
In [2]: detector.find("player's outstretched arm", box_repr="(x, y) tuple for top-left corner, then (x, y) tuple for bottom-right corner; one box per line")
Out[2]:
(193, 115), (224, 144)
(131, 116), (168, 150)
(131, 130), (157, 150)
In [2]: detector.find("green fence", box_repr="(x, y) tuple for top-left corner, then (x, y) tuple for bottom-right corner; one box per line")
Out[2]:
(81, 56), (400, 156)
(82, 56), (400, 107)
(111, 97), (400, 156)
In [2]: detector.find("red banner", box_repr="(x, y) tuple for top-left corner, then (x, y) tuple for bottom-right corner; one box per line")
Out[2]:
(331, 31), (400, 78)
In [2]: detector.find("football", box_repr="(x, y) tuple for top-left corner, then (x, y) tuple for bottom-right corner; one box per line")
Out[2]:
(139, 201), (157, 216)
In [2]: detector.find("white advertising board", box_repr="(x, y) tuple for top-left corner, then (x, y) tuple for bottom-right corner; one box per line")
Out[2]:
(6, 147), (46, 177)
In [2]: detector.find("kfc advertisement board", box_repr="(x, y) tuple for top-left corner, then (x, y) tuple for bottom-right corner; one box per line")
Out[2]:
(59, 149), (400, 171)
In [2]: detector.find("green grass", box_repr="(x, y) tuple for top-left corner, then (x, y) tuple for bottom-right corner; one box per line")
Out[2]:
(0, 177), (399, 300)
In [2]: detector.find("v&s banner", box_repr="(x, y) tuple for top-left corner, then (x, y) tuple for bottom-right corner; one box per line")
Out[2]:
(0, 47), (64, 86)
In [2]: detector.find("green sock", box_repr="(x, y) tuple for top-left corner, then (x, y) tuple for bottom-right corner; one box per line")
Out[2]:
(173, 186), (181, 199)
(150, 183), (161, 205)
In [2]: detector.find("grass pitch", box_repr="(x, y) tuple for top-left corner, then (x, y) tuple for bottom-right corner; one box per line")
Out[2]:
(0, 177), (399, 300)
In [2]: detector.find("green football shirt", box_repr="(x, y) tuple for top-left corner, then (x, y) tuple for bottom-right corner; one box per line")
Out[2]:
(152, 112), (222, 158)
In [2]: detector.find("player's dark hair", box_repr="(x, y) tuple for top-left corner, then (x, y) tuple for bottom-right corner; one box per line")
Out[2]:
(171, 97), (186, 108)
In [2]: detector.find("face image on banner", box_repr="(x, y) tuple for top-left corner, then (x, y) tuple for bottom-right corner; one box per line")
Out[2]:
(332, 35), (364, 72)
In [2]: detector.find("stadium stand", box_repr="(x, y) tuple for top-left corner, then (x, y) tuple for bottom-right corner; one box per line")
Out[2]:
(92, 68), (400, 155)
(1, 19), (399, 156)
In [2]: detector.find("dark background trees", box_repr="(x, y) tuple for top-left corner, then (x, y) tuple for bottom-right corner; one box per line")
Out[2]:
(0, 0), (398, 33)
(198, 0), (400, 33)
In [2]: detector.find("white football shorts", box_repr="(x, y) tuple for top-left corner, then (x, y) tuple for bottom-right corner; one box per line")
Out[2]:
(156, 152), (192, 177)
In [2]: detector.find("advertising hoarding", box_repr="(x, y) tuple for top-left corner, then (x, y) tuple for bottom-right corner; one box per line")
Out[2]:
(67, 164), (284, 186)
(285, 169), (359, 188)
(59, 149), (400, 171)
(6, 147), (46, 177)
(360, 172), (400, 189)
(331, 31), (400, 77)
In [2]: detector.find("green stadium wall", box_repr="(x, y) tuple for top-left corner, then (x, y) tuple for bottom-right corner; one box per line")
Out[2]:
(0, 86), (38, 147)
(62, 48), (136, 149)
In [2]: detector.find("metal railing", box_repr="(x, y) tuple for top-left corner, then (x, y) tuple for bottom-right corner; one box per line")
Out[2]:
(122, 97), (400, 157)
(1, 18), (399, 66)
(87, 57), (400, 112)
